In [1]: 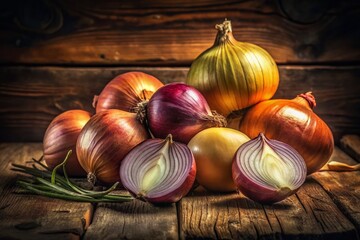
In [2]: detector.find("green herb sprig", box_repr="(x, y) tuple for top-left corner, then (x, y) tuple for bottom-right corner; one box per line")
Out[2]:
(11, 150), (133, 203)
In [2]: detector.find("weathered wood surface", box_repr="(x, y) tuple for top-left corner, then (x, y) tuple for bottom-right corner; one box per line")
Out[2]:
(179, 180), (357, 239)
(312, 147), (360, 231)
(340, 135), (360, 162)
(84, 201), (178, 240)
(1, 66), (359, 142)
(0, 143), (93, 240)
(0, 0), (359, 65)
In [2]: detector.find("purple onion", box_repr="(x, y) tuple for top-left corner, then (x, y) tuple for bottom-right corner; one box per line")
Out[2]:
(120, 134), (196, 203)
(232, 133), (307, 204)
(147, 83), (226, 143)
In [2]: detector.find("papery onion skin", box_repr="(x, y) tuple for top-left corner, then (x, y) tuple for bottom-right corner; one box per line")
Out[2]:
(188, 127), (249, 192)
(147, 82), (226, 143)
(120, 135), (196, 203)
(234, 92), (334, 175)
(43, 110), (91, 177)
(232, 133), (307, 204)
(186, 19), (279, 117)
(76, 109), (149, 185)
(94, 71), (164, 113)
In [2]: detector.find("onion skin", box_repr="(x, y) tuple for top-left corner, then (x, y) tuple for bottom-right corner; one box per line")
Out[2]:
(76, 109), (149, 185)
(94, 71), (164, 113)
(234, 92), (334, 175)
(232, 133), (307, 204)
(147, 82), (226, 143)
(120, 135), (196, 203)
(43, 110), (91, 177)
(186, 19), (279, 117)
(188, 128), (249, 192)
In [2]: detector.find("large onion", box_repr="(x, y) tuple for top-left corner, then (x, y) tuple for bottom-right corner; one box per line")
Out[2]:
(147, 82), (226, 143)
(188, 127), (249, 192)
(43, 110), (91, 177)
(186, 19), (279, 116)
(93, 71), (163, 114)
(232, 92), (334, 174)
(120, 134), (196, 203)
(76, 109), (149, 185)
(232, 133), (307, 204)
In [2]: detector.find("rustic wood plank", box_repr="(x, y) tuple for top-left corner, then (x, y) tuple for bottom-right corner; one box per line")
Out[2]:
(0, 143), (93, 240)
(0, 0), (359, 65)
(340, 135), (360, 162)
(0, 66), (359, 142)
(312, 147), (360, 232)
(84, 200), (178, 240)
(179, 182), (357, 239)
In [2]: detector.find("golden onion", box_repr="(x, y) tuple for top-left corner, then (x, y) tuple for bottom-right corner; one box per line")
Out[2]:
(186, 19), (279, 117)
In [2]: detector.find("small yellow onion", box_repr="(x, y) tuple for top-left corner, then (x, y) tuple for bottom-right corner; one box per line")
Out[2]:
(188, 127), (250, 192)
(186, 19), (279, 117)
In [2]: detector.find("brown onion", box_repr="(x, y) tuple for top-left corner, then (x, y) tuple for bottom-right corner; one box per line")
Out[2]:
(76, 109), (149, 185)
(231, 92), (334, 174)
(43, 110), (91, 177)
(232, 133), (307, 204)
(93, 71), (164, 115)
(120, 134), (196, 203)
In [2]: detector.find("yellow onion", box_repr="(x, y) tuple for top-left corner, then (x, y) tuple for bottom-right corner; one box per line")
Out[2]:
(186, 19), (279, 117)
(188, 127), (249, 192)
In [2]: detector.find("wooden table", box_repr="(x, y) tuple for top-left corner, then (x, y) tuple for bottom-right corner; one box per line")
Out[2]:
(0, 135), (359, 240)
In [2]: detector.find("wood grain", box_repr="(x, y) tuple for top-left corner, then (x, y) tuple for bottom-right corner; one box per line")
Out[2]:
(0, 0), (359, 65)
(0, 143), (93, 240)
(179, 182), (357, 239)
(340, 135), (360, 162)
(1, 66), (359, 142)
(312, 147), (360, 232)
(84, 200), (178, 240)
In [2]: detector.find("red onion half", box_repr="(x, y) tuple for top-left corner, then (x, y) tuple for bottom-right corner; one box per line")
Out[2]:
(120, 134), (196, 203)
(232, 133), (307, 204)
(147, 83), (226, 143)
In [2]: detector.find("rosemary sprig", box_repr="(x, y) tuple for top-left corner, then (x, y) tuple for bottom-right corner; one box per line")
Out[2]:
(12, 150), (133, 203)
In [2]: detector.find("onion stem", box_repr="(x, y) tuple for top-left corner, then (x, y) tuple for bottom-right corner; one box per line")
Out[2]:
(12, 150), (133, 203)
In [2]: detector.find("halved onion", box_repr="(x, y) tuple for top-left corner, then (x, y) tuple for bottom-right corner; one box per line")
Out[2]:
(232, 133), (307, 204)
(120, 134), (196, 203)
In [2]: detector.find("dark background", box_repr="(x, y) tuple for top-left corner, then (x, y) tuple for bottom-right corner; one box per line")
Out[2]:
(0, 0), (359, 142)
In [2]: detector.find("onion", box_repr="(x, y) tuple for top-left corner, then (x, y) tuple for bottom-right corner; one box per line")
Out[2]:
(43, 110), (91, 177)
(147, 82), (226, 143)
(76, 109), (149, 185)
(186, 19), (279, 116)
(232, 92), (334, 174)
(188, 127), (249, 192)
(120, 134), (196, 203)
(93, 71), (164, 116)
(232, 133), (307, 204)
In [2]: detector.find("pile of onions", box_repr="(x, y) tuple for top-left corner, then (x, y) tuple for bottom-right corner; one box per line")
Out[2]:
(147, 82), (226, 143)
(232, 133), (307, 204)
(93, 71), (163, 116)
(43, 110), (91, 177)
(186, 19), (279, 117)
(188, 127), (249, 192)
(232, 92), (334, 174)
(120, 134), (196, 203)
(76, 109), (149, 185)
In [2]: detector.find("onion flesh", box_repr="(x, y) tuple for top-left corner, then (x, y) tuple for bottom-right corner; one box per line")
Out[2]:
(120, 134), (196, 203)
(232, 133), (307, 204)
